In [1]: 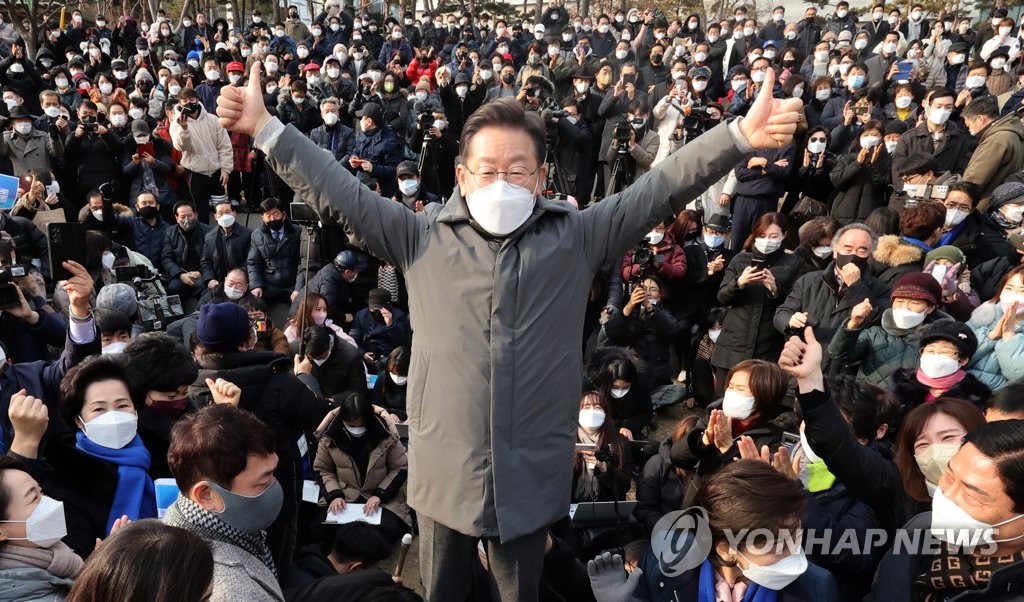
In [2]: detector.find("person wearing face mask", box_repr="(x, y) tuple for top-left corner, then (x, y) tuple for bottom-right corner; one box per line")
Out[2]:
(671, 359), (788, 494)
(0, 107), (65, 178)
(343, 102), (404, 197)
(604, 100), (659, 196)
(168, 89), (233, 225)
(966, 263), (1024, 389)
(870, 420), (1024, 601)
(246, 197), (305, 303)
(571, 391), (630, 504)
(598, 459), (838, 600)
(43, 357), (158, 558)
(983, 48), (1013, 96)
(929, 183), (996, 269)
(606, 276), (679, 390)
(277, 79), (321, 135)
(128, 191), (170, 268)
(79, 189), (136, 251)
(122, 120), (173, 208)
(890, 89), (972, 195)
(348, 289), (410, 372)
(776, 223), (890, 370)
(883, 85), (920, 129)
(962, 97), (1024, 208)
(309, 96), (357, 167)
(828, 119), (893, 224)
(979, 16), (1021, 63)
(293, 325), (366, 401)
(219, 50), (807, 596)
(117, 333), (202, 479)
(161, 405), (286, 600)
(714, 213), (806, 385)
(890, 320), (990, 413)
(0, 453), (86, 599)
(268, 20), (298, 57)
(831, 272), (952, 386)
(674, 212), (735, 348)
(314, 391), (411, 545)
(159, 201), (211, 299)
(370, 346), (410, 422)
(981, 182), (1024, 260)
(198, 200), (252, 296)
(193, 58), (226, 115)
(392, 160), (439, 211)
(284, 291), (349, 345)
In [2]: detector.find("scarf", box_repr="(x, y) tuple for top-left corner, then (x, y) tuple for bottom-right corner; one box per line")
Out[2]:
(0, 542), (84, 579)
(573, 429), (602, 502)
(165, 495), (278, 578)
(916, 369), (966, 395)
(75, 432), (156, 534)
(937, 220), (968, 248)
(698, 558), (777, 602)
(902, 236), (933, 253)
(915, 543), (1024, 595)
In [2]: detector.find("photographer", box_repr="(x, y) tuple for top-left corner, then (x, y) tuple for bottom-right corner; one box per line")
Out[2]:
(0, 239), (65, 363)
(548, 98), (594, 203)
(0, 106), (64, 177)
(80, 188), (135, 249)
(603, 99), (659, 196)
(407, 101), (458, 197)
(606, 276), (680, 387)
(64, 100), (124, 202)
(169, 88), (232, 225)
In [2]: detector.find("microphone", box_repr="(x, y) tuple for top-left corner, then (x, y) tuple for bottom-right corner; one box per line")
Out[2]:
(394, 533), (413, 581)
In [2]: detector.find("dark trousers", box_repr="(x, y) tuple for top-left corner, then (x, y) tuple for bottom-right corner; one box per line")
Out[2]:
(730, 195), (778, 251)
(419, 514), (547, 602)
(187, 170), (225, 224)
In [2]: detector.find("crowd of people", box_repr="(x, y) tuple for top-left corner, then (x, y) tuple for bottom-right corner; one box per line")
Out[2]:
(0, 0), (1023, 600)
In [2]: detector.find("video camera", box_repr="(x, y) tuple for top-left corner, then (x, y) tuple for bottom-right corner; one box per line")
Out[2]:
(613, 119), (632, 147)
(629, 240), (655, 291)
(113, 265), (185, 332)
(0, 264), (29, 310)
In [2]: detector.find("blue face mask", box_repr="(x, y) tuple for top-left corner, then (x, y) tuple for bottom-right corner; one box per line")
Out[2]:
(849, 74), (865, 89)
(704, 233), (725, 248)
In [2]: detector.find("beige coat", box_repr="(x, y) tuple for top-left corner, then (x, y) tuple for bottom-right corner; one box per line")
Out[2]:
(314, 421), (412, 527)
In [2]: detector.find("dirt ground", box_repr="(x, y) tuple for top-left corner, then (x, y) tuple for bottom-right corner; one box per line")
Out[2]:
(377, 400), (701, 596)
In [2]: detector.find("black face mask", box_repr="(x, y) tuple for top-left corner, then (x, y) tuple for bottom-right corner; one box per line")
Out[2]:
(782, 59), (796, 68)
(623, 74), (637, 84)
(139, 206), (159, 220)
(835, 252), (869, 273)
(138, 80), (153, 93)
(651, 54), (663, 63)
(267, 218), (284, 231)
(501, 72), (514, 84)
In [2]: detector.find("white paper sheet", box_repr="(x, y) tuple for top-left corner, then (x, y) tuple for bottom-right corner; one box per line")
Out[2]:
(324, 503), (382, 525)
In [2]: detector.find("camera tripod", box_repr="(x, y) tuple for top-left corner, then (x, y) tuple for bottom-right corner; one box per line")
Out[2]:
(607, 143), (634, 196)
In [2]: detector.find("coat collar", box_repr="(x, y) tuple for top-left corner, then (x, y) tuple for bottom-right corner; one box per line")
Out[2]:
(435, 186), (572, 236)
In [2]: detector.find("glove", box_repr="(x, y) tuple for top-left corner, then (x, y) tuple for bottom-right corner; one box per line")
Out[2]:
(587, 552), (644, 602)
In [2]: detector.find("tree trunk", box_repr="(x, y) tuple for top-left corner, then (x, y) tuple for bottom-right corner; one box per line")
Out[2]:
(580, 0), (589, 20)
(534, 0), (542, 21)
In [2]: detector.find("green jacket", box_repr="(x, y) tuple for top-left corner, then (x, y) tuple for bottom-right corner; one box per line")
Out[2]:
(829, 308), (950, 386)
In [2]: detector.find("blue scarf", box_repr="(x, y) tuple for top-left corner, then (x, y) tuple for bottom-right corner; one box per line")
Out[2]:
(936, 220), (967, 248)
(75, 432), (157, 534)
(698, 558), (777, 602)
(901, 236), (933, 252)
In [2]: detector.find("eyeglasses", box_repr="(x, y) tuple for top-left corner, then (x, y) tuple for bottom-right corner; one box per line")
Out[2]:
(467, 166), (538, 187)
(944, 201), (972, 212)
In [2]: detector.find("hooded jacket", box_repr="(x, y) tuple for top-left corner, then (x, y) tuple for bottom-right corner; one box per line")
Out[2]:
(829, 307), (952, 385)
(169, 104), (233, 176)
(967, 301), (1024, 390)
(870, 235), (926, 288)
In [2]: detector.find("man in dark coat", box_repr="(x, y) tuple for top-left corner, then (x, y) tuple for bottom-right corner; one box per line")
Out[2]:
(162, 201), (213, 299)
(343, 102), (403, 197)
(200, 200), (252, 290)
(247, 197), (306, 303)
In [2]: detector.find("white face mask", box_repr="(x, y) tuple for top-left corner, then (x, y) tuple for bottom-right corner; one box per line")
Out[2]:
(80, 410), (138, 449)
(224, 285), (246, 300)
(615, 49), (628, 60)
(895, 95), (913, 109)
(216, 213), (236, 228)
(578, 408), (606, 429)
(389, 372), (408, 385)
(706, 34), (718, 43)
(694, 51), (708, 63)
(646, 231), (664, 245)
(815, 89), (831, 102)
(722, 389), (755, 420)
(129, 107), (145, 120)
(13, 122), (31, 135)
(345, 425), (367, 437)
(466, 179), (536, 236)
(708, 328), (722, 343)
(919, 353), (960, 378)
(949, 53), (965, 65)
(169, 85), (182, 96)
(99, 82), (113, 94)
(693, 80), (708, 92)
(574, 81), (589, 94)
(965, 75), (986, 90)
(860, 135), (880, 149)
(0, 496), (68, 548)
(813, 245), (833, 259)
(807, 140), (826, 154)
(736, 547), (808, 590)
(610, 387), (630, 399)
(754, 237), (782, 254)
(891, 307), (927, 329)
(854, 39), (868, 50)
(704, 233), (724, 248)
(110, 114), (127, 127)
(751, 71), (766, 84)
(929, 107), (952, 126)
(945, 208), (968, 228)
(931, 487), (1024, 548)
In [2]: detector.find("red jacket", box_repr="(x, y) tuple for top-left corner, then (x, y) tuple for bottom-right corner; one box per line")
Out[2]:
(406, 58), (438, 92)
(620, 232), (688, 282)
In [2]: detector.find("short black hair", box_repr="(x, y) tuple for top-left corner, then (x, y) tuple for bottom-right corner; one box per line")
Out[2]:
(303, 326), (333, 358)
(987, 382), (1024, 417)
(123, 333), (199, 396)
(59, 355), (136, 429)
(327, 522), (392, 566)
(95, 308), (133, 337)
(825, 377), (900, 441)
(963, 420), (1024, 512)
(260, 197), (284, 213)
(961, 95), (999, 121)
(458, 97), (545, 167)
